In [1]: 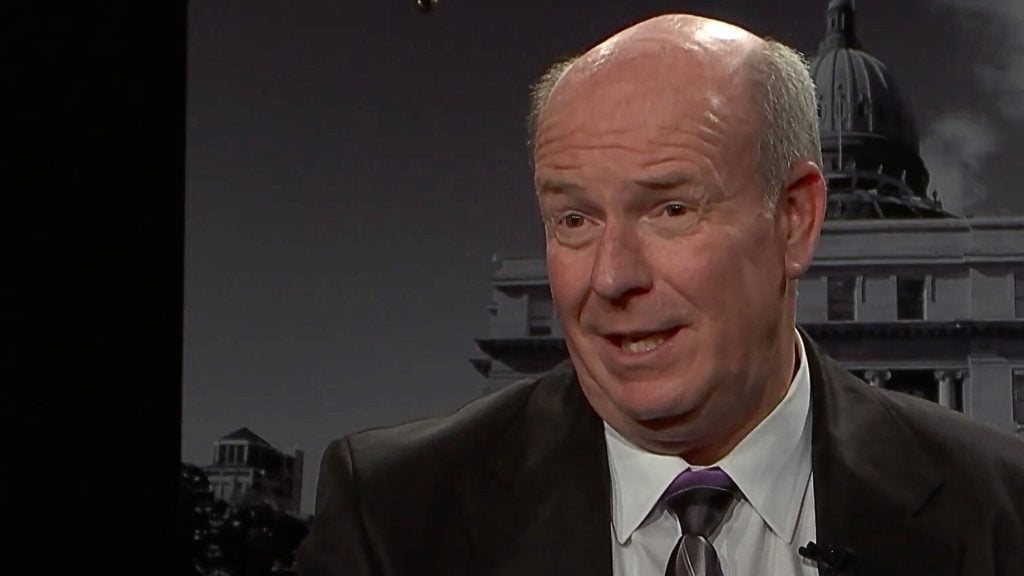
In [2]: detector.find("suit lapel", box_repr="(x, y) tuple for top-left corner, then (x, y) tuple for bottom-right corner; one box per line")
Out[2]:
(804, 333), (961, 576)
(460, 336), (965, 576)
(463, 361), (613, 576)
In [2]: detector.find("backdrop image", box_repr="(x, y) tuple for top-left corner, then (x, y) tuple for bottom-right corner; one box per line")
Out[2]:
(182, 0), (1024, 542)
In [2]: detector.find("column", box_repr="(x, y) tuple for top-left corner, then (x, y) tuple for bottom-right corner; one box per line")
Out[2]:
(863, 369), (891, 388)
(933, 370), (960, 410)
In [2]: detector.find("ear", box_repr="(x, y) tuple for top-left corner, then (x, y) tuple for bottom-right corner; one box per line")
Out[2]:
(778, 160), (826, 280)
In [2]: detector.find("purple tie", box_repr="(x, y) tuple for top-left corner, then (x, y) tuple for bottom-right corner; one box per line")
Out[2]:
(660, 467), (739, 576)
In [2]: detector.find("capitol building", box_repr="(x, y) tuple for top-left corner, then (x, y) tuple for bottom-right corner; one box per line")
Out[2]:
(470, 0), (1024, 439)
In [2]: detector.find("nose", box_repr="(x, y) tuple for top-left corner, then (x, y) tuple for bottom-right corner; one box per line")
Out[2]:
(590, 220), (653, 303)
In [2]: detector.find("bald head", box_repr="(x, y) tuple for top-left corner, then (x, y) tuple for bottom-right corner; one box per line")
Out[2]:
(562, 14), (761, 84)
(530, 15), (762, 146)
(527, 14), (822, 204)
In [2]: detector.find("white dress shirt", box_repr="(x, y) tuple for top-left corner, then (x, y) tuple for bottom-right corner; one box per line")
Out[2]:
(605, 331), (818, 576)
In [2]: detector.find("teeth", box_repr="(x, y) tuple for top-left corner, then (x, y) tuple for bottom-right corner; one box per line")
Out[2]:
(621, 332), (668, 353)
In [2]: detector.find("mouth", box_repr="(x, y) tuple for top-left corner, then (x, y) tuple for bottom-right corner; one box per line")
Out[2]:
(605, 327), (683, 355)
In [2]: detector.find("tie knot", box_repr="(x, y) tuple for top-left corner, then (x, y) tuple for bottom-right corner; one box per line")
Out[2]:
(660, 467), (739, 538)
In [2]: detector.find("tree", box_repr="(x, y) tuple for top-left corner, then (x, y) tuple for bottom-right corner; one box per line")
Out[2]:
(181, 462), (309, 576)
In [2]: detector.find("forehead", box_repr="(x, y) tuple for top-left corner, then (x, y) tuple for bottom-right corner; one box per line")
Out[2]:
(561, 54), (715, 119)
(542, 65), (720, 147)
(533, 49), (757, 180)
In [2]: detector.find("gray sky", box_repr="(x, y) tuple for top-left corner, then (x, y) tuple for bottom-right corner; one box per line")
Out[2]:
(183, 0), (1024, 514)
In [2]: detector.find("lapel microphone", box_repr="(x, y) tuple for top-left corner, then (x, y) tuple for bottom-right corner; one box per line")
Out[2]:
(799, 541), (854, 576)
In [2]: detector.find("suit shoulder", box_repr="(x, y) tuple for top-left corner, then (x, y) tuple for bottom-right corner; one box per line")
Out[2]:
(872, 384), (1024, 483)
(816, 349), (1024, 478)
(329, 363), (577, 482)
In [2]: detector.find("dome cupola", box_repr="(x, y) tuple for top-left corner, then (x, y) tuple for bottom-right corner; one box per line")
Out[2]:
(809, 0), (951, 218)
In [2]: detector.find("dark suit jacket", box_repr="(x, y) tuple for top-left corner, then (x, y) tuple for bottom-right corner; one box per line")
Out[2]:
(297, 335), (1024, 575)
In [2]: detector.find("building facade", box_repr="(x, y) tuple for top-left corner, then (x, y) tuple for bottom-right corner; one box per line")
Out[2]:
(470, 1), (1024, 439)
(204, 427), (304, 515)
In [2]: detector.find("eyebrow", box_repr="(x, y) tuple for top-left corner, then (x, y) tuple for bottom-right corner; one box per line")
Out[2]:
(633, 170), (697, 190)
(535, 178), (583, 197)
(535, 171), (697, 196)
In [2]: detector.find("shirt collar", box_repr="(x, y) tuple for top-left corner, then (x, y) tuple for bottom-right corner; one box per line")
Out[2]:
(604, 330), (813, 545)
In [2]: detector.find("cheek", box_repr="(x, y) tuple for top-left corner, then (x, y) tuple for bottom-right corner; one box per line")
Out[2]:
(546, 250), (589, 324)
(658, 227), (779, 317)
(709, 232), (788, 326)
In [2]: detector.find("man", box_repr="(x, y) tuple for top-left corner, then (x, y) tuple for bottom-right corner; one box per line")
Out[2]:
(298, 14), (1024, 576)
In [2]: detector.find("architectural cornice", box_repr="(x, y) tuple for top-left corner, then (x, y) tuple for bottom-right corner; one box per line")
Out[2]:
(801, 320), (1024, 339)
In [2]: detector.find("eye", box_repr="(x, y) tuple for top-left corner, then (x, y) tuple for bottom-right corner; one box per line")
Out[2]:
(560, 213), (587, 228)
(662, 202), (690, 217)
(545, 210), (601, 248)
(645, 199), (703, 237)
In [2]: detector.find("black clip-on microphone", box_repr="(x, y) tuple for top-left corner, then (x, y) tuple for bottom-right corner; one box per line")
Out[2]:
(799, 541), (854, 576)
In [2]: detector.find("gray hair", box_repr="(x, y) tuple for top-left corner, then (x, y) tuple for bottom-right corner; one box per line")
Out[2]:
(747, 39), (822, 206)
(526, 54), (578, 159)
(525, 39), (822, 207)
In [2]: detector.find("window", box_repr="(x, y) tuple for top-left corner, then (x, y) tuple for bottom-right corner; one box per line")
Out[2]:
(1013, 371), (1024, 429)
(897, 277), (925, 320)
(1015, 273), (1024, 319)
(885, 370), (939, 403)
(528, 288), (553, 336)
(827, 276), (856, 321)
(858, 99), (870, 119)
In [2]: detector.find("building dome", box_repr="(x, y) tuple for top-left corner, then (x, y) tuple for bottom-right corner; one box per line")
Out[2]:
(809, 0), (951, 219)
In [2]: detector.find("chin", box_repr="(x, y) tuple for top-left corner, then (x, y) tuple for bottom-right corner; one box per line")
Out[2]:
(607, 379), (704, 424)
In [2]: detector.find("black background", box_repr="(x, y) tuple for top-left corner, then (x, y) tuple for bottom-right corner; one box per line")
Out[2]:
(7, 2), (185, 569)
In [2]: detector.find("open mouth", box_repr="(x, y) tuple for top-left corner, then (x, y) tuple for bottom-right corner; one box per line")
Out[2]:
(606, 327), (682, 354)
